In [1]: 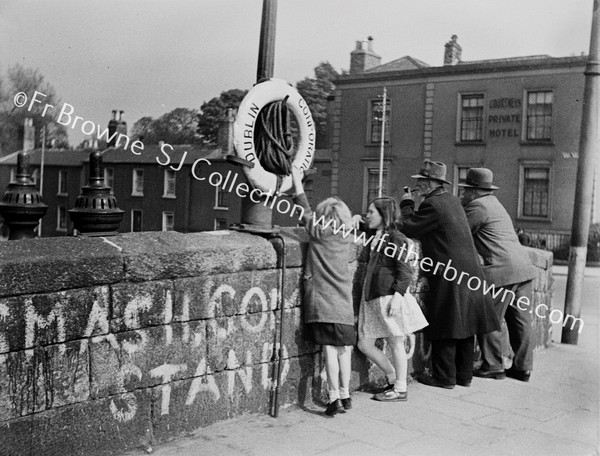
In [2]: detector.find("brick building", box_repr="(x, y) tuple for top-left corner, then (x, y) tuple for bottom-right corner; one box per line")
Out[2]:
(0, 118), (332, 236)
(331, 36), (598, 251)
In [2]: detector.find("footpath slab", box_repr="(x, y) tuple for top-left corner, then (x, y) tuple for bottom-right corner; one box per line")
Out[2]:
(121, 270), (599, 456)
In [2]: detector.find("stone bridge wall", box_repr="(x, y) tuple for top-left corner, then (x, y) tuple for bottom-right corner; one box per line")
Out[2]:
(0, 230), (553, 456)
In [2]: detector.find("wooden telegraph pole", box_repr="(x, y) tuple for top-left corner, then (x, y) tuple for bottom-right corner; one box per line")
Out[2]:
(562, 0), (599, 344)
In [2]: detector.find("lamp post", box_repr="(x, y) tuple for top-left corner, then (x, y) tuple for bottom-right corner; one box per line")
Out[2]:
(562, 0), (599, 344)
(235, 0), (279, 233)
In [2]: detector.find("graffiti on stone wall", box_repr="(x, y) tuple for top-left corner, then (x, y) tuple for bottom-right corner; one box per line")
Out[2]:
(0, 271), (300, 423)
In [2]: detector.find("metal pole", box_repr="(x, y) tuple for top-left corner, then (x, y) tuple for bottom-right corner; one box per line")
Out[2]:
(238, 0), (278, 231)
(38, 124), (46, 237)
(378, 87), (387, 198)
(562, 0), (599, 344)
(256, 0), (277, 83)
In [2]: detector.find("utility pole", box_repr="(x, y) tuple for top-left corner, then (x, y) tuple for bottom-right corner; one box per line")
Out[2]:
(378, 87), (387, 198)
(238, 0), (278, 230)
(562, 0), (599, 344)
(256, 0), (277, 83)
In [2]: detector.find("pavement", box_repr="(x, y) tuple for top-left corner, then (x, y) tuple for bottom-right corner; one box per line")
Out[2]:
(122, 268), (600, 456)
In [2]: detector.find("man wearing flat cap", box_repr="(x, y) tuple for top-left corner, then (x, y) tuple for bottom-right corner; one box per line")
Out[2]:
(399, 160), (499, 389)
(460, 168), (536, 382)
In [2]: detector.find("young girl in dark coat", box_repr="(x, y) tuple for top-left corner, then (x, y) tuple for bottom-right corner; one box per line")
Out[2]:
(357, 197), (414, 401)
(292, 166), (356, 417)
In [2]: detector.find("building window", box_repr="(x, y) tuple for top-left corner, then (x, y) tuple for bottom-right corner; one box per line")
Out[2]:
(58, 170), (68, 195)
(31, 169), (38, 186)
(525, 90), (553, 142)
(57, 206), (68, 232)
(132, 169), (144, 196)
(458, 94), (484, 142)
(214, 186), (228, 209)
(214, 218), (227, 230)
(104, 168), (114, 193)
(519, 163), (551, 219)
(131, 209), (142, 232)
(162, 211), (174, 231)
(163, 169), (176, 198)
(364, 167), (388, 210)
(367, 98), (391, 144)
(9, 168), (16, 184)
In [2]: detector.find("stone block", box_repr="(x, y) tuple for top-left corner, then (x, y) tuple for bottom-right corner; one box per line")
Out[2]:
(0, 340), (89, 420)
(527, 247), (552, 270)
(206, 316), (247, 372)
(151, 370), (230, 441)
(173, 270), (283, 321)
(282, 268), (302, 309)
(110, 280), (173, 332)
(30, 391), (152, 456)
(0, 415), (33, 456)
(0, 286), (110, 353)
(280, 307), (317, 358)
(0, 237), (123, 298)
(272, 354), (317, 409)
(90, 321), (206, 398)
(225, 364), (271, 418)
(114, 231), (277, 282)
(276, 227), (308, 268)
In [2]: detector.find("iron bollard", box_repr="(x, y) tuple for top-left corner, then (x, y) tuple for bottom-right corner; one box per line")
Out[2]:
(68, 151), (124, 236)
(0, 151), (48, 240)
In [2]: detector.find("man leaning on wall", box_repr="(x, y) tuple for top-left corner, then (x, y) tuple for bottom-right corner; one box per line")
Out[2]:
(459, 168), (537, 382)
(398, 160), (499, 389)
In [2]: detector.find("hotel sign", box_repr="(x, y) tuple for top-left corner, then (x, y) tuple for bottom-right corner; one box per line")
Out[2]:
(488, 97), (521, 139)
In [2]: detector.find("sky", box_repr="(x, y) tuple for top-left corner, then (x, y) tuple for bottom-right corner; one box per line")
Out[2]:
(0, 0), (594, 147)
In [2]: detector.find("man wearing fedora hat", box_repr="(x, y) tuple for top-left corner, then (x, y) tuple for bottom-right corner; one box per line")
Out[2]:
(459, 168), (537, 382)
(399, 160), (500, 389)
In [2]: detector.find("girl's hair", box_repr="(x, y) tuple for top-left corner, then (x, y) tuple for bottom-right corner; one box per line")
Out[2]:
(314, 197), (353, 229)
(369, 196), (399, 231)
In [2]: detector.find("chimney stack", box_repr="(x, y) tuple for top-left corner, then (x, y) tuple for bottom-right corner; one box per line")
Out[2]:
(23, 118), (35, 151)
(444, 35), (462, 65)
(349, 36), (381, 74)
(107, 110), (128, 147)
(217, 108), (235, 155)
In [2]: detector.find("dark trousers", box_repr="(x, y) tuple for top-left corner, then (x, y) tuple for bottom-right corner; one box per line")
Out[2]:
(477, 280), (534, 371)
(431, 336), (475, 384)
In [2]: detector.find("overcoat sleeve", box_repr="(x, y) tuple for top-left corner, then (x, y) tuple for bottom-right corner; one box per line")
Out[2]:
(463, 201), (486, 235)
(398, 199), (440, 238)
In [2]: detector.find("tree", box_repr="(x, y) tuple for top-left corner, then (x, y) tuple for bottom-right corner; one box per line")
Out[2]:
(131, 108), (202, 145)
(295, 61), (339, 149)
(0, 64), (69, 154)
(197, 89), (248, 144)
(130, 116), (154, 142)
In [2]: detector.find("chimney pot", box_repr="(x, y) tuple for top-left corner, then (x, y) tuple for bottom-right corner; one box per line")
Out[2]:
(22, 118), (35, 151)
(349, 37), (381, 74)
(444, 34), (462, 66)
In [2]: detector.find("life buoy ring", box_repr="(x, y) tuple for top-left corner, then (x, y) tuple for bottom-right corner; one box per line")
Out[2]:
(233, 78), (316, 194)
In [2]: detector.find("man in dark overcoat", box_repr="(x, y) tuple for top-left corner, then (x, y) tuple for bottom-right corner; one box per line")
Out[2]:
(460, 168), (537, 382)
(399, 160), (499, 388)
